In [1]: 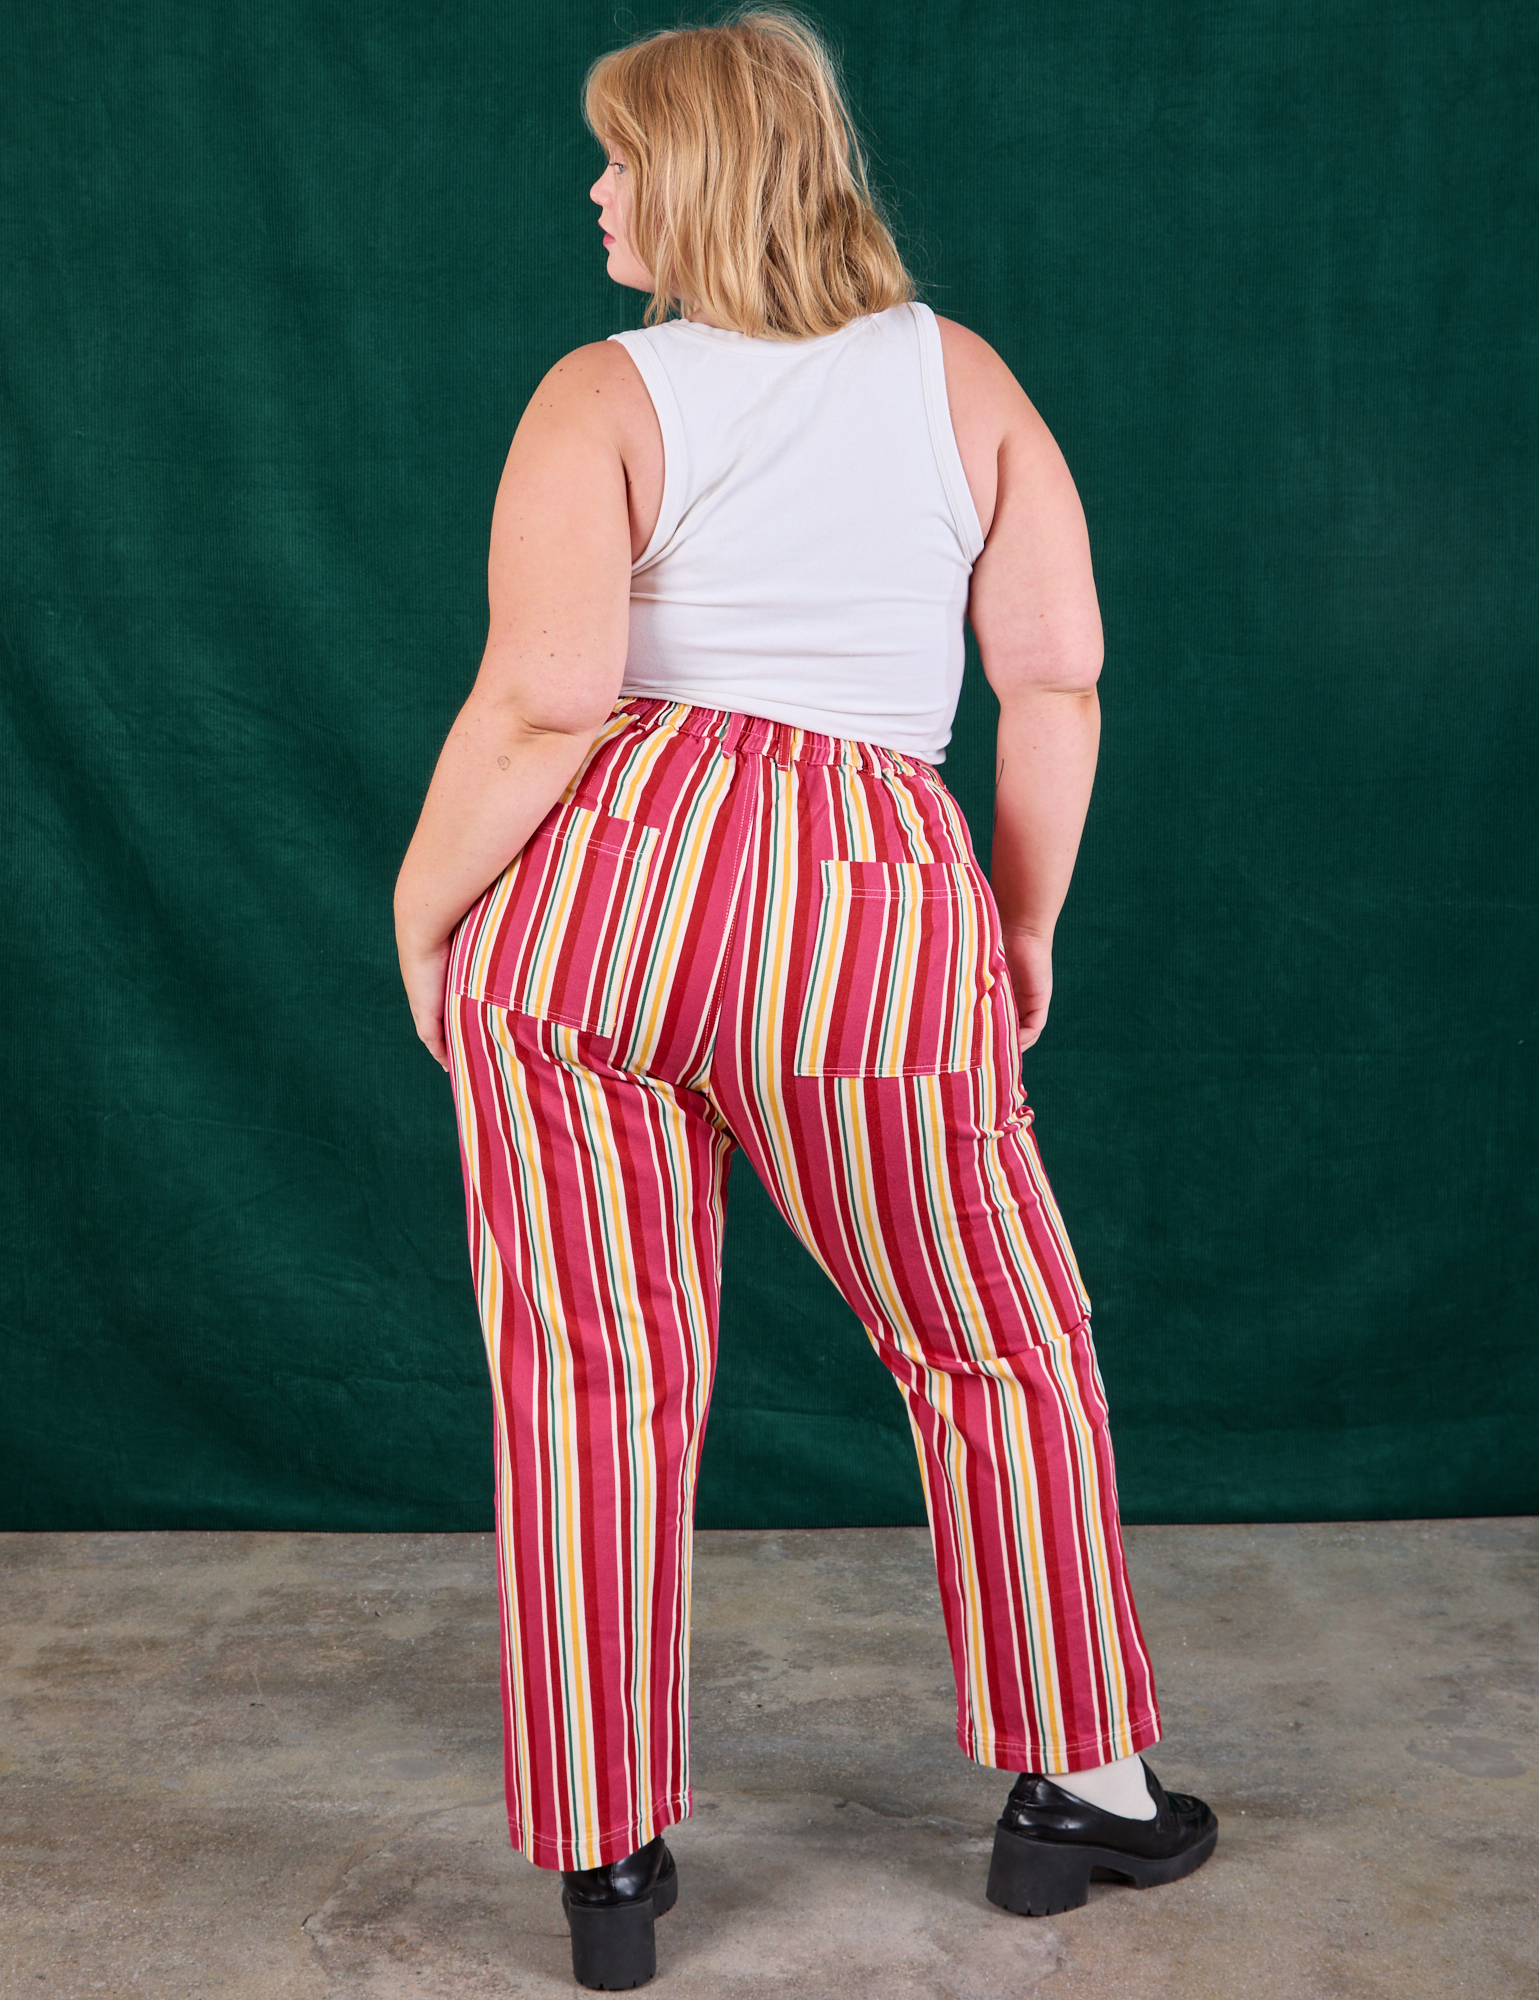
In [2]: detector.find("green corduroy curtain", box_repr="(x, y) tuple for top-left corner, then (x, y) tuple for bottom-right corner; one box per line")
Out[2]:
(2, 1), (1535, 1529)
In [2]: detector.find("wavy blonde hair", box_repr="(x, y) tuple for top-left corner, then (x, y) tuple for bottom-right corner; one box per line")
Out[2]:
(583, 9), (914, 340)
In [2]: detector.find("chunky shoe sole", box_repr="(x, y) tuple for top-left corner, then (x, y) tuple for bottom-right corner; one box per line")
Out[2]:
(563, 1867), (678, 1990)
(986, 1819), (1219, 1917)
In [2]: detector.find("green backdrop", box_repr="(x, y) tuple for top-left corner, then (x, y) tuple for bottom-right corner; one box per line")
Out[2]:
(3, 1), (1535, 1530)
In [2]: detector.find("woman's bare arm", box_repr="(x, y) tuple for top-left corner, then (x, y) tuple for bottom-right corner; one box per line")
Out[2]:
(937, 319), (1104, 1050)
(392, 342), (644, 1067)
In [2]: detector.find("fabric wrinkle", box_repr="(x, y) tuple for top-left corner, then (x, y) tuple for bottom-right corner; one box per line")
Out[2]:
(447, 699), (1158, 1869)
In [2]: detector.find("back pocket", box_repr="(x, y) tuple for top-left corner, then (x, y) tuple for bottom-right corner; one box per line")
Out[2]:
(453, 807), (659, 1034)
(793, 860), (995, 1077)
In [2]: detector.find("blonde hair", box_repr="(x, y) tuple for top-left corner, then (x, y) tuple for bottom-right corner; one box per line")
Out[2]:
(583, 9), (915, 340)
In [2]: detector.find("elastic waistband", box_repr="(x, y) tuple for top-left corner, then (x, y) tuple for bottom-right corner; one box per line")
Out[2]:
(611, 696), (936, 775)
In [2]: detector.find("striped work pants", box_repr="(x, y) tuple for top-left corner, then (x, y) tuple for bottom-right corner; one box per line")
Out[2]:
(446, 696), (1160, 1870)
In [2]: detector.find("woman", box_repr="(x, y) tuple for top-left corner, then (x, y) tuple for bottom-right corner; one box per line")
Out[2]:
(395, 11), (1215, 1989)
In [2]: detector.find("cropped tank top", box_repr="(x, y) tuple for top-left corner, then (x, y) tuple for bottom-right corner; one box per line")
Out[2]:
(608, 301), (986, 766)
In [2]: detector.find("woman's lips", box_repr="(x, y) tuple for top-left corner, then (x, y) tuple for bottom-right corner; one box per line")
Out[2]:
(602, 232), (615, 247)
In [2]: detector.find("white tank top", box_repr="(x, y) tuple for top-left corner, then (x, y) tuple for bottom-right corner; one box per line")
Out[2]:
(609, 301), (986, 765)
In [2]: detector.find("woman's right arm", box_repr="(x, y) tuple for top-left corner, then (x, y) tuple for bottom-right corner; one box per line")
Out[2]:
(392, 343), (644, 1068)
(939, 322), (1105, 1051)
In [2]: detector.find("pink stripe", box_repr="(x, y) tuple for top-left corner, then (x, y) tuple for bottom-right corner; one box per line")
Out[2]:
(447, 701), (1159, 1868)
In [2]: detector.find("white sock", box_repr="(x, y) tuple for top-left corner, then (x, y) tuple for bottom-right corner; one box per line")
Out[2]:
(1047, 1751), (1157, 1820)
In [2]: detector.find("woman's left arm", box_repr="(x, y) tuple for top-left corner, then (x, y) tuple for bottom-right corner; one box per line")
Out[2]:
(393, 344), (638, 1069)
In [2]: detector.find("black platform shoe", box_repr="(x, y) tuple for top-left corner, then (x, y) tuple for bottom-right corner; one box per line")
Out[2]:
(561, 1834), (678, 1990)
(986, 1760), (1217, 1917)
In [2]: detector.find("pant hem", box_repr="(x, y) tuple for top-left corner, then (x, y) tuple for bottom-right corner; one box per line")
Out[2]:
(513, 1790), (693, 1872)
(961, 1710), (1163, 1775)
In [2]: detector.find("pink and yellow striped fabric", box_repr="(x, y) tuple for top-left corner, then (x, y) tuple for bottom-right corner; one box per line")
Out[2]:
(446, 697), (1160, 1870)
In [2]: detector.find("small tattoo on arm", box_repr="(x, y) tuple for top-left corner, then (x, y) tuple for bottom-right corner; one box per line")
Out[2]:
(497, 755), (510, 769)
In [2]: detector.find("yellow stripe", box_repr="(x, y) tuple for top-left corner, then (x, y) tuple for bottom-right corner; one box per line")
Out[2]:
(449, 710), (1152, 1858)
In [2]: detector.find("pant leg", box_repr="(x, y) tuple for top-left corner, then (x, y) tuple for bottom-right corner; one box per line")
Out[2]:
(443, 703), (751, 1870)
(447, 997), (733, 1868)
(706, 738), (1162, 1775)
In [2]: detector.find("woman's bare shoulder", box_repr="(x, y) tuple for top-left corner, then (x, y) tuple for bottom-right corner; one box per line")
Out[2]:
(933, 316), (1081, 539)
(517, 339), (660, 461)
(510, 341), (663, 562)
(932, 317), (1042, 432)
(520, 340), (653, 430)
(932, 317), (1037, 539)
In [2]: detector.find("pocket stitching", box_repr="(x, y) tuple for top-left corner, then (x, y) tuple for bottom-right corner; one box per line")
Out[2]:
(452, 810), (659, 1034)
(793, 859), (991, 1078)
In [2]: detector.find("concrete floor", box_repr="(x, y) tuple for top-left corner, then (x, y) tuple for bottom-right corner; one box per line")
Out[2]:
(0, 1523), (1534, 1998)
